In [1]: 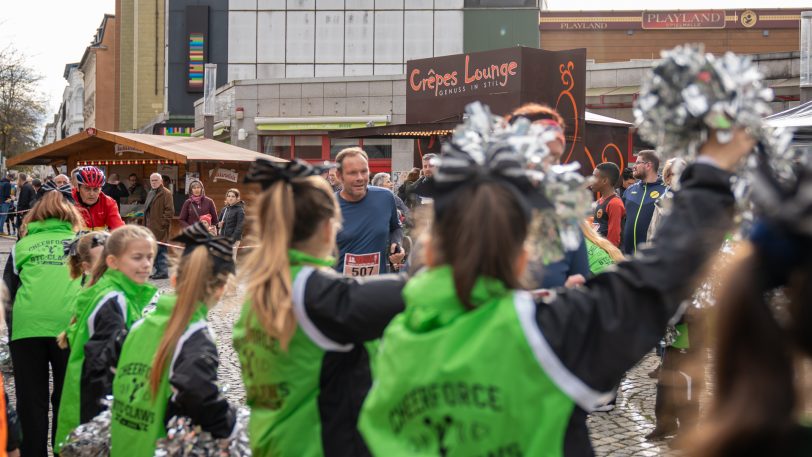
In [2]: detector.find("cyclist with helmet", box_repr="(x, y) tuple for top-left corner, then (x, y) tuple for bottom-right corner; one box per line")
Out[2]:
(71, 167), (125, 231)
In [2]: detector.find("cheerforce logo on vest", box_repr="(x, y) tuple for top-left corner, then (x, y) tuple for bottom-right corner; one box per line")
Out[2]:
(387, 382), (521, 456)
(112, 362), (155, 431)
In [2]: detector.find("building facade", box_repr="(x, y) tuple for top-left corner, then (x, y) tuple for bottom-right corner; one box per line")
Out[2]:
(194, 75), (412, 172)
(57, 64), (85, 140)
(227, 0), (468, 81)
(116, 0), (166, 131)
(80, 14), (118, 131)
(163, 0), (229, 135)
(539, 9), (803, 62)
(584, 51), (800, 124)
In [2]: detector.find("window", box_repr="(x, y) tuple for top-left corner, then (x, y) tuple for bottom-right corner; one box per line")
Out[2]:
(362, 139), (392, 159)
(261, 136), (292, 160)
(294, 136), (323, 159)
(330, 139), (359, 159)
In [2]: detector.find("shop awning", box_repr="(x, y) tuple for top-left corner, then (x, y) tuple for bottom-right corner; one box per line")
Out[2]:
(7, 128), (279, 167)
(328, 121), (460, 139)
(256, 115), (391, 132)
(765, 100), (812, 142)
(329, 111), (630, 139)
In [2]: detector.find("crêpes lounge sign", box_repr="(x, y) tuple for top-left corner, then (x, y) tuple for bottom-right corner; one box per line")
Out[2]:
(409, 54), (519, 98)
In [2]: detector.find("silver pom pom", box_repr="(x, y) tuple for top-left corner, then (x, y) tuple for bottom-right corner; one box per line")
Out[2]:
(634, 44), (775, 162)
(59, 400), (113, 457)
(154, 406), (252, 457)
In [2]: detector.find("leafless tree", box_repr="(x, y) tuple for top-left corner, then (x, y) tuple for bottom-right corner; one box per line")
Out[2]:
(0, 46), (48, 162)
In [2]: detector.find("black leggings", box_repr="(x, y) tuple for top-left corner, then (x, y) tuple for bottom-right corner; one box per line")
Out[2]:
(9, 336), (69, 457)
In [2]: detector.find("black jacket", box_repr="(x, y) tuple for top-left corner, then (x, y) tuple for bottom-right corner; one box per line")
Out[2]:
(530, 163), (734, 455)
(16, 183), (35, 213)
(101, 182), (129, 208)
(163, 323), (235, 437)
(218, 201), (245, 242)
(286, 268), (406, 457)
(80, 293), (158, 422)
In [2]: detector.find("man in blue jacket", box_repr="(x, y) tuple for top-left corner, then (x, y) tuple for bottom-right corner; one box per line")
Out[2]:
(622, 150), (667, 255)
(0, 173), (13, 236)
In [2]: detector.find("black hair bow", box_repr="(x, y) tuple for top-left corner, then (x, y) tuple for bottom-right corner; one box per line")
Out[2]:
(244, 158), (335, 190)
(63, 231), (108, 257)
(172, 222), (236, 274)
(42, 182), (75, 203)
(426, 143), (552, 219)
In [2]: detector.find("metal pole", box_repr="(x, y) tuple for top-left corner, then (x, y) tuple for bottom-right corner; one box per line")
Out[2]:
(203, 63), (217, 139)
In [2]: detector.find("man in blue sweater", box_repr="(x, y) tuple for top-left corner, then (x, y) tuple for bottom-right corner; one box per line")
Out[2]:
(335, 147), (404, 275)
(622, 150), (667, 255)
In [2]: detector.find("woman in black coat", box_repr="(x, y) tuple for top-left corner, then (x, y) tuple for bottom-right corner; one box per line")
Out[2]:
(217, 188), (245, 244)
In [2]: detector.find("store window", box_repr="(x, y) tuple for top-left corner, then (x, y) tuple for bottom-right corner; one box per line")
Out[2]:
(294, 136), (323, 159)
(362, 139), (392, 159)
(261, 136), (292, 160)
(330, 139), (360, 158)
(262, 135), (394, 167)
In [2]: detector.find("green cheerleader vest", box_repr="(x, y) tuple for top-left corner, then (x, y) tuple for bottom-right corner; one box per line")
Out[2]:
(55, 269), (158, 453)
(232, 250), (338, 457)
(11, 219), (81, 340)
(110, 294), (207, 457)
(359, 266), (578, 457)
(672, 323), (690, 350)
(585, 238), (615, 275)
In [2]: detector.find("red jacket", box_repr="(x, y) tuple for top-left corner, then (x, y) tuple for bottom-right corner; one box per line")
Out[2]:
(72, 190), (125, 231)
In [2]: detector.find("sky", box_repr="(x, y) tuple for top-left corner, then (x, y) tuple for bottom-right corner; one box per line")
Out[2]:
(0, 0), (810, 128)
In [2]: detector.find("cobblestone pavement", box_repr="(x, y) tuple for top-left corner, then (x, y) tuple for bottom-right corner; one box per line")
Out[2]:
(587, 353), (680, 456)
(0, 236), (682, 455)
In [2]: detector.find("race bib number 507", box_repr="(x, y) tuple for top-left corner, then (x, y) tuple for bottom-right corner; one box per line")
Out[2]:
(343, 252), (380, 277)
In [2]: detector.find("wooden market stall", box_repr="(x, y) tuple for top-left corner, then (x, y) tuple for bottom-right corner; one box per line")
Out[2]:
(8, 128), (283, 234)
(8, 128), (281, 201)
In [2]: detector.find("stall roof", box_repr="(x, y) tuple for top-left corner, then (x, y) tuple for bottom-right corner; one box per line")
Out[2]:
(328, 111), (631, 139)
(7, 129), (278, 167)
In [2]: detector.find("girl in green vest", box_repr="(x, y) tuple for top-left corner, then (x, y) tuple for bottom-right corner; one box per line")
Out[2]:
(5, 190), (84, 457)
(358, 112), (754, 455)
(233, 158), (406, 457)
(110, 222), (236, 457)
(55, 225), (159, 453)
(57, 231), (110, 349)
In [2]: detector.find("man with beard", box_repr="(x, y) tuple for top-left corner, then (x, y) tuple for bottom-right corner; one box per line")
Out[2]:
(621, 150), (667, 255)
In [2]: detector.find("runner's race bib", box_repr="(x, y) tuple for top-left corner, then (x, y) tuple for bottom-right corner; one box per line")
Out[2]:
(343, 252), (380, 277)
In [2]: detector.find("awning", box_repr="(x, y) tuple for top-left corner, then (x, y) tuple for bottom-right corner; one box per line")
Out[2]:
(7, 128), (279, 167)
(329, 111), (629, 139)
(329, 121), (460, 139)
(256, 115), (391, 132)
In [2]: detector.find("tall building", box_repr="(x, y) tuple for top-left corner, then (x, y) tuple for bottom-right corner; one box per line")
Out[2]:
(160, 0), (229, 135)
(226, 0), (467, 81)
(57, 64), (85, 140)
(79, 14), (118, 131)
(116, 0), (166, 131)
